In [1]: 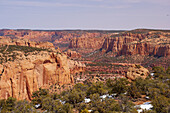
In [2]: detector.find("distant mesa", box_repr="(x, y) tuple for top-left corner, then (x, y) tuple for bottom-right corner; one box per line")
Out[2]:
(0, 29), (169, 57)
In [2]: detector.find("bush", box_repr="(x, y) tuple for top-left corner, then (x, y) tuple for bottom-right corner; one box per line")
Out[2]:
(42, 97), (62, 112)
(152, 66), (166, 78)
(87, 82), (107, 96)
(31, 88), (49, 106)
(128, 82), (141, 99)
(110, 78), (129, 96)
(63, 89), (86, 106)
(5, 97), (16, 111)
(151, 95), (170, 113)
(13, 100), (35, 113)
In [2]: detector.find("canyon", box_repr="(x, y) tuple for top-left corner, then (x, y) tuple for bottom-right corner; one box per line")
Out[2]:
(1, 29), (169, 57)
(0, 29), (169, 101)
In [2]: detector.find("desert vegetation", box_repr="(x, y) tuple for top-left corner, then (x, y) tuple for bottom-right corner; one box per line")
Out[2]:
(0, 45), (51, 64)
(0, 66), (169, 113)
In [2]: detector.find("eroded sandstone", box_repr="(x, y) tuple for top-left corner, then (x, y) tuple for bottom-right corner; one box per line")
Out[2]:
(0, 51), (85, 100)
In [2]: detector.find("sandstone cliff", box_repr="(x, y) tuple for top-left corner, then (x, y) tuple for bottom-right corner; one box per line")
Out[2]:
(67, 30), (170, 57)
(66, 49), (81, 58)
(0, 29), (108, 50)
(0, 51), (85, 100)
(102, 32), (170, 57)
(1, 29), (170, 57)
(69, 37), (105, 49)
(102, 36), (136, 53)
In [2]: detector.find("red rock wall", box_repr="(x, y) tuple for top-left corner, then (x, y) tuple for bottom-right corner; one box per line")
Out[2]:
(0, 52), (85, 100)
(69, 37), (105, 49)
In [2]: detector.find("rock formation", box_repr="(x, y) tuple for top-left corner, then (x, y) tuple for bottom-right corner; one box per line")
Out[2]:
(126, 64), (149, 80)
(102, 32), (170, 57)
(0, 37), (55, 50)
(118, 42), (170, 57)
(1, 29), (170, 57)
(102, 37), (136, 53)
(67, 30), (170, 57)
(69, 37), (105, 49)
(0, 51), (85, 100)
(66, 49), (81, 58)
(0, 29), (108, 50)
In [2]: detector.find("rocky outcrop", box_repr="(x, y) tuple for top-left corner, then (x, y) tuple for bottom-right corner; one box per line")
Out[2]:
(102, 32), (170, 57)
(118, 43), (170, 57)
(66, 49), (81, 58)
(69, 37), (105, 49)
(0, 51), (85, 100)
(1, 29), (170, 57)
(126, 64), (149, 80)
(102, 37), (136, 53)
(68, 30), (170, 57)
(68, 60), (86, 74)
(0, 29), (107, 50)
(0, 37), (55, 50)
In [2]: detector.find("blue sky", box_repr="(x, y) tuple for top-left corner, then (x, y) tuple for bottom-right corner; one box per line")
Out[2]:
(0, 0), (170, 30)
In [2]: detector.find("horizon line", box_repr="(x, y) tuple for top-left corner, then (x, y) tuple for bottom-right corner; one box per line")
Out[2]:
(1, 28), (170, 31)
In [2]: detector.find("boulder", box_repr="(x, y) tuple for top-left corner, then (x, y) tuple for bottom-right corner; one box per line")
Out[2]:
(126, 64), (149, 80)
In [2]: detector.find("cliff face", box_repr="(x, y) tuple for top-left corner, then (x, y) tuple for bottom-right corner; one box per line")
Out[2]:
(118, 43), (170, 57)
(68, 30), (170, 57)
(102, 37), (136, 53)
(1, 29), (170, 57)
(0, 51), (85, 100)
(102, 32), (170, 57)
(102, 37), (170, 57)
(69, 37), (105, 49)
(0, 29), (106, 50)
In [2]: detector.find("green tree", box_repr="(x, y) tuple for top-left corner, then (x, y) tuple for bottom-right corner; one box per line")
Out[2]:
(13, 100), (36, 113)
(62, 103), (73, 113)
(151, 95), (169, 113)
(0, 99), (7, 112)
(104, 98), (121, 112)
(111, 78), (129, 96)
(73, 83), (88, 92)
(76, 103), (89, 112)
(63, 89), (86, 106)
(42, 97), (62, 112)
(89, 93), (121, 113)
(5, 97), (16, 111)
(152, 66), (166, 78)
(118, 95), (135, 112)
(32, 88), (49, 106)
(128, 82), (141, 99)
(87, 81), (107, 96)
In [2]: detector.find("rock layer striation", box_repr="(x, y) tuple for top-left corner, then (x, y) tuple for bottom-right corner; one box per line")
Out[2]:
(0, 51), (85, 100)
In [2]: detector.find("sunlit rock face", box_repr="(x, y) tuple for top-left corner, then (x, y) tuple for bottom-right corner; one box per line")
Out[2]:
(0, 51), (85, 100)
(126, 64), (149, 80)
